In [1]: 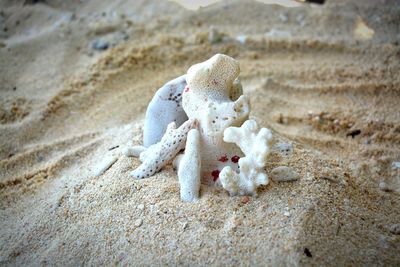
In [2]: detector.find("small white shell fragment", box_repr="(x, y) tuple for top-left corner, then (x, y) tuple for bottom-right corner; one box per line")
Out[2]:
(270, 166), (299, 182)
(137, 204), (145, 210)
(123, 146), (146, 157)
(134, 218), (143, 227)
(283, 207), (290, 217)
(353, 16), (374, 41)
(236, 35), (247, 44)
(265, 29), (291, 39)
(284, 211), (290, 216)
(180, 221), (189, 230)
(93, 155), (118, 177)
(392, 162), (400, 169)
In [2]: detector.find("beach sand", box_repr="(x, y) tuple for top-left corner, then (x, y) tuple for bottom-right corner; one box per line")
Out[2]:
(0, 0), (399, 265)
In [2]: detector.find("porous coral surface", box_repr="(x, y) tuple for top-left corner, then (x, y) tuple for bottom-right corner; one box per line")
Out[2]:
(183, 54), (250, 184)
(220, 119), (273, 195)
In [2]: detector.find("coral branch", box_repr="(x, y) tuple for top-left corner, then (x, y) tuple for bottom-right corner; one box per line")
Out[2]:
(130, 119), (197, 179)
(178, 128), (201, 202)
(219, 120), (273, 195)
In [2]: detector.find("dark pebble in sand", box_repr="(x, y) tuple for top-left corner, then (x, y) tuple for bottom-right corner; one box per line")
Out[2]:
(91, 39), (109, 50)
(304, 248), (312, 257)
(346, 129), (361, 138)
(389, 224), (400, 235)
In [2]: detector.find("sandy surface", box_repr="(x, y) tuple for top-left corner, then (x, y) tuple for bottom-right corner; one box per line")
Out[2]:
(1, 0), (399, 265)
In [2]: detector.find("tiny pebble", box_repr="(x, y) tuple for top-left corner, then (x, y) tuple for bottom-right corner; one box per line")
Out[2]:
(379, 181), (392, 192)
(236, 35), (247, 44)
(241, 196), (250, 204)
(362, 139), (371, 145)
(270, 166), (299, 182)
(389, 224), (400, 235)
(284, 211), (290, 217)
(91, 39), (109, 50)
(137, 203), (145, 210)
(284, 207), (290, 217)
(134, 218), (143, 227)
(392, 162), (400, 169)
(123, 146), (146, 157)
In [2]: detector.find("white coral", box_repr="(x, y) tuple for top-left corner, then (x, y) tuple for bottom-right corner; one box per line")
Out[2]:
(219, 119), (273, 196)
(129, 119), (197, 179)
(123, 54), (276, 200)
(182, 54), (250, 184)
(143, 75), (188, 147)
(177, 129), (201, 202)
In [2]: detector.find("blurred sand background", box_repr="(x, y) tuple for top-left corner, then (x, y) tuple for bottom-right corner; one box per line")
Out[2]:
(0, 0), (399, 265)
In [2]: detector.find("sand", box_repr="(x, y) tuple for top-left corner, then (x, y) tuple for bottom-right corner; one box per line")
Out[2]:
(0, 0), (399, 265)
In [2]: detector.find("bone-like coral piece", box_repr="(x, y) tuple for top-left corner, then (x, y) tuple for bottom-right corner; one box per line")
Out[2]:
(219, 119), (273, 196)
(182, 54), (250, 184)
(143, 75), (188, 147)
(93, 155), (118, 177)
(123, 145), (146, 157)
(178, 129), (201, 202)
(130, 119), (196, 179)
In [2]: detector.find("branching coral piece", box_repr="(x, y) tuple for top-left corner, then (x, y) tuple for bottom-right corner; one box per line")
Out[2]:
(130, 119), (197, 179)
(219, 119), (273, 196)
(124, 54), (276, 201)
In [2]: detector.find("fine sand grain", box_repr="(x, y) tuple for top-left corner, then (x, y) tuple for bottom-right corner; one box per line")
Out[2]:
(1, 0), (399, 265)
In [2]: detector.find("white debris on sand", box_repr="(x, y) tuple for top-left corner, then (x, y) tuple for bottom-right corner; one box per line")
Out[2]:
(270, 166), (299, 182)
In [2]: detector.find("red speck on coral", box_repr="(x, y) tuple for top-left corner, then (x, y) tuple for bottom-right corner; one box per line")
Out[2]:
(211, 170), (220, 181)
(184, 86), (190, 92)
(218, 155), (228, 162)
(231, 155), (240, 163)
